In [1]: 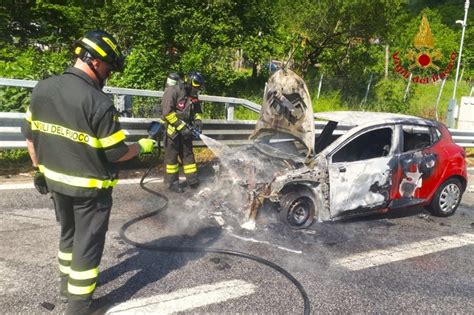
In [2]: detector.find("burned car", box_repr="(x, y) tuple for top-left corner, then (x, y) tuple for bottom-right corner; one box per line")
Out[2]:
(236, 69), (468, 229)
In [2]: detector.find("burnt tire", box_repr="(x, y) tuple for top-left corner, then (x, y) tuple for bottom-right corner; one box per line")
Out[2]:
(279, 190), (316, 229)
(426, 178), (463, 217)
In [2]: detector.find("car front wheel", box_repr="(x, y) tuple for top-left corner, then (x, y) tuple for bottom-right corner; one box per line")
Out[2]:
(426, 178), (463, 217)
(279, 190), (316, 229)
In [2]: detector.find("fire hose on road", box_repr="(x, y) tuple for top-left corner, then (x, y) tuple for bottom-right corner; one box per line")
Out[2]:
(118, 123), (311, 314)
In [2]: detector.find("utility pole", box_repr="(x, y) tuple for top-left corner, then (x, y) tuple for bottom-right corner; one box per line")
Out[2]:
(435, 78), (447, 121)
(361, 73), (374, 105)
(317, 73), (324, 100)
(447, 0), (470, 128)
(403, 73), (413, 102)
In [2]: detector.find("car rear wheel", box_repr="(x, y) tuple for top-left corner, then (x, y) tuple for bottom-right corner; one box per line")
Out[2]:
(279, 190), (316, 229)
(426, 178), (463, 217)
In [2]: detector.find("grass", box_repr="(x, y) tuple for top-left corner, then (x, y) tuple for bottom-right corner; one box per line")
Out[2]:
(0, 147), (218, 176)
(408, 80), (472, 121)
(234, 106), (260, 120)
(312, 91), (351, 112)
(194, 147), (217, 163)
(0, 149), (32, 176)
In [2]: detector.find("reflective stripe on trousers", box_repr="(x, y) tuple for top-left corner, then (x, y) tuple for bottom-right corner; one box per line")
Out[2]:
(183, 163), (197, 174)
(166, 163), (179, 174)
(164, 134), (197, 185)
(68, 267), (99, 296)
(52, 191), (112, 301)
(58, 250), (72, 276)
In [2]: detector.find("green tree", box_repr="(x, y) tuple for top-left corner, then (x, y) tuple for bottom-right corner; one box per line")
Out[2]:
(273, 0), (406, 73)
(1, 0), (471, 116)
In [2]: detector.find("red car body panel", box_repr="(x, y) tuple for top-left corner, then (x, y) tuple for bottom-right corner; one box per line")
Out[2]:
(421, 125), (467, 204)
(389, 123), (467, 209)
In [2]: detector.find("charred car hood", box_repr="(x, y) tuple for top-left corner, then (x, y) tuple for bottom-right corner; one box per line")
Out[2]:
(252, 141), (306, 164)
(250, 69), (315, 157)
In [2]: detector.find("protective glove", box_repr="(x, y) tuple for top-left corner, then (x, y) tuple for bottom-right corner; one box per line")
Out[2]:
(33, 169), (48, 195)
(193, 119), (203, 134)
(180, 127), (194, 139)
(138, 138), (156, 154)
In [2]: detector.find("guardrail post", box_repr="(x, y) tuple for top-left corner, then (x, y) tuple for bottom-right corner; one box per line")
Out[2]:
(225, 103), (234, 121)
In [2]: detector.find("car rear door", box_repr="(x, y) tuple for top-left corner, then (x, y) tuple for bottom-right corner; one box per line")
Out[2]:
(389, 124), (440, 208)
(327, 125), (396, 218)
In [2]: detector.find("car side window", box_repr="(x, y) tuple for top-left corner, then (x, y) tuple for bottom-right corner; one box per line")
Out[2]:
(430, 126), (441, 144)
(402, 125), (431, 152)
(332, 127), (392, 163)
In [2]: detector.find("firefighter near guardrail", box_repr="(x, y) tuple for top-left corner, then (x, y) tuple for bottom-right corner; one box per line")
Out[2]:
(160, 71), (205, 193)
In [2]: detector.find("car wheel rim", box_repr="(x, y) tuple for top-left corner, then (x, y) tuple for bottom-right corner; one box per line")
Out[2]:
(288, 197), (312, 226)
(439, 183), (460, 213)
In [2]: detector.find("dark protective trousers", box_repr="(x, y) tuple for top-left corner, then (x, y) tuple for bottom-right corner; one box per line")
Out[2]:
(51, 190), (112, 306)
(164, 134), (198, 186)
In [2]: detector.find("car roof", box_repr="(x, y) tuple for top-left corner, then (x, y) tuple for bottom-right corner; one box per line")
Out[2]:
(314, 111), (436, 127)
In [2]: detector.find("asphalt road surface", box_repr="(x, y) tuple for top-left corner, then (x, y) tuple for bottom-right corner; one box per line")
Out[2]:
(0, 167), (473, 314)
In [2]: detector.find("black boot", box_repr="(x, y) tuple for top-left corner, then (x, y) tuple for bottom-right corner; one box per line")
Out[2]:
(188, 180), (200, 189)
(66, 298), (112, 315)
(168, 181), (184, 193)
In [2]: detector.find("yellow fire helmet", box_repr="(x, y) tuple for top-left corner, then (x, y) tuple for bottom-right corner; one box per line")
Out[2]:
(73, 30), (126, 72)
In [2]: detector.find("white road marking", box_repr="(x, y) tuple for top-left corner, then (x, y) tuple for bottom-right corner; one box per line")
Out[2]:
(0, 182), (35, 190)
(0, 177), (162, 191)
(228, 232), (303, 254)
(106, 279), (256, 314)
(335, 233), (474, 271)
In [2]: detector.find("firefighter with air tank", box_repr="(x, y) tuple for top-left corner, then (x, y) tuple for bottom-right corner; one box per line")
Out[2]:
(161, 71), (205, 193)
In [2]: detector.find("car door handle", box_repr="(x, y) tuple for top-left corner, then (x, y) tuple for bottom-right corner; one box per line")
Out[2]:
(339, 166), (346, 172)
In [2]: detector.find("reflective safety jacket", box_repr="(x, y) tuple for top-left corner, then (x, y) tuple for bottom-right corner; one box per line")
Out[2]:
(21, 67), (129, 197)
(161, 83), (202, 138)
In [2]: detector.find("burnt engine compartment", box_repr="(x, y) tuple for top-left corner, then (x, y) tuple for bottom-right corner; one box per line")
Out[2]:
(217, 143), (300, 185)
(213, 138), (309, 227)
(207, 68), (319, 229)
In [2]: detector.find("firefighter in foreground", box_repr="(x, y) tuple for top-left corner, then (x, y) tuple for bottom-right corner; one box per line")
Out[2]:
(161, 71), (205, 192)
(21, 30), (156, 314)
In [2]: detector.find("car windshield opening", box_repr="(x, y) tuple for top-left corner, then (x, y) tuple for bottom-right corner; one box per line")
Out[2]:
(315, 120), (340, 153)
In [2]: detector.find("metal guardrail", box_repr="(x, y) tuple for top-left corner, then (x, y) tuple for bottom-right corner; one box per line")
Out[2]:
(0, 78), (261, 120)
(1, 112), (473, 150)
(0, 112), (258, 149)
(1, 78), (473, 149)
